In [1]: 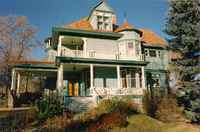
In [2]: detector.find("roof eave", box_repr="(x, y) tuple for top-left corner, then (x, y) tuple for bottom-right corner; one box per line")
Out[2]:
(56, 56), (149, 66)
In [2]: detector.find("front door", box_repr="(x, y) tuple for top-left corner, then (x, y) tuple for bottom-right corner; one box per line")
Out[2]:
(68, 80), (79, 96)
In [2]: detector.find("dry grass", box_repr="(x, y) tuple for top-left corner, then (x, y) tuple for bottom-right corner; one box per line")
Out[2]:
(111, 114), (200, 132)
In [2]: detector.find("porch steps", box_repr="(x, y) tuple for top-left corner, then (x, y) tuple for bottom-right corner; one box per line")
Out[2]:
(64, 97), (95, 113)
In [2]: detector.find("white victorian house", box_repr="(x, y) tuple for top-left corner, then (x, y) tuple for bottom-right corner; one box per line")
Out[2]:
(9, 1), (169, 111)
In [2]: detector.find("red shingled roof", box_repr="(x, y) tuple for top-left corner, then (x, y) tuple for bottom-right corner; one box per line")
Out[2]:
(64, 17), (93, 31)
(140, 29), (168, 47)
(63, 19), (167, 47)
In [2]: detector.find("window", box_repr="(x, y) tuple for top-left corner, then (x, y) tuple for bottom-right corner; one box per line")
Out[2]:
(103, 16), (109, 23)
(128, 42), (133, 49)
(104, 23), (109, 30)
(97, 22), (103, 30)
(97, 15), (111, 30)
(153, 78), (160, 87)
(152, 74), (160, 87)
(149, 50), (157, 57)
(145, 50), (148, 56)
(135, 41), (140, 55)
(97, 16), (103, 22)
(157, 51), (161, 57)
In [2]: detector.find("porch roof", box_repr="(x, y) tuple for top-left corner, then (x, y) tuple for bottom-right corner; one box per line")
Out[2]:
(56, 56), (149, 66)
(14, 63), (57, 70)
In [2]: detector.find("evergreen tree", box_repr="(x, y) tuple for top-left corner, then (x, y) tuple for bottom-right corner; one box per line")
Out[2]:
(165, 0), (200, 123)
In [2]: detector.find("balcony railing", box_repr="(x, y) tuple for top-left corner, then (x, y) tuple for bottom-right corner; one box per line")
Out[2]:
(61, 49), (84, 57)
(61, 49), (145, 61)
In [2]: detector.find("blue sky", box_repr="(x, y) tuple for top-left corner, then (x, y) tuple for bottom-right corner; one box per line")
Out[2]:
(0, 0), (169, 59)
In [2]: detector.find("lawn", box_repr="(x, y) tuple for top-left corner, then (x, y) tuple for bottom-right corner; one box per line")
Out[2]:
(111, 115), (200, 132)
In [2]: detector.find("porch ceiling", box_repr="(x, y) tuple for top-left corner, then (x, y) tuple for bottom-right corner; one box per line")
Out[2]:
(14, 63), (58, 77)
(15, 64), (57, 70)
(63, 64), (89, 71)
(16, 70), (57, 77)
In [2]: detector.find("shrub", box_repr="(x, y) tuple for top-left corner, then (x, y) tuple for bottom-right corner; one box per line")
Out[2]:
(155, 95), (183, 123)
(35, 99), (64, 122)
(45, 113), (72, 131)
(95, 97), (139, 117)
(77, 97), (138, 131)
(87, 112), (127, 132)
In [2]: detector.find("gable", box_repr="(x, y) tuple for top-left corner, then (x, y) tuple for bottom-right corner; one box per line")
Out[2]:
(94, 1), (114, 13)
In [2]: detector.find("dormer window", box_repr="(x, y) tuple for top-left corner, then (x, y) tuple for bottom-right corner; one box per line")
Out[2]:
(103, 16), (109, 23)
(104, 23), (109, 30)
(97, 16), (103, 22)
(97, 15), (111, 30)
(97, 22), (103, 30)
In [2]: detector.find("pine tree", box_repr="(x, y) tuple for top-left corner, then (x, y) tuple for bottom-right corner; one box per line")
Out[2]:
(165, 0), (200, 123)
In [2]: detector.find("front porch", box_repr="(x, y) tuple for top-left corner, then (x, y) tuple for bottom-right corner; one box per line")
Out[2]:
(57, 59), (147, 99)
(58, 62), (147, 112)
(9, 58), (148, 108)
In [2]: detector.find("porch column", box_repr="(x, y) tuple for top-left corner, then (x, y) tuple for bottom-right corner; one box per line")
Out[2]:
(83, 38), (87, 57)
(57, 64), (64, 102)
(135, 72), (140, 89)
(16, 72), (21, 96)
(141, 66), (146, 89)
(90, 64), (97, 105)
(9, 68), (16, 108)
(57, 36), (64, 56)
(90, 64), (94, 90)
(117, 65), (121, 88)
(11, 69), (16, 90)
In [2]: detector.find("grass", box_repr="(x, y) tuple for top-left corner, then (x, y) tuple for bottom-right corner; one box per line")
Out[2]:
(110, 114), (200, 132)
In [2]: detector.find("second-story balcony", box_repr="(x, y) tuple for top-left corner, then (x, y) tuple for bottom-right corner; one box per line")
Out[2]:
(61, 49), (145, 61)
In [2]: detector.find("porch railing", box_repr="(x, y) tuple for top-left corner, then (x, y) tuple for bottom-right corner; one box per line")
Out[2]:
(90, 87), (143, 96)
(120, 77), (137, 89)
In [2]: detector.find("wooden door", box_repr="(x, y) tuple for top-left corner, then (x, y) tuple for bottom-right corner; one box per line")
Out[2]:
(74, 80), (79, 96)
(68, 80), (73, 96)
(68, 80), (79, 96)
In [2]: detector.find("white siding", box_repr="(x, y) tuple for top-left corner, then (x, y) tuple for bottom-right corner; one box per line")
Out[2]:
(86, 38), (118, 55)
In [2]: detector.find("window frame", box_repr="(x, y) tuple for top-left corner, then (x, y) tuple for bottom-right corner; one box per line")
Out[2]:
(149, 50), (157, 57)
(145, 49), (149, 57)
(97, 15), (111, 30)
(135, 40), (140, 56)
(157, 50), (161, 58)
